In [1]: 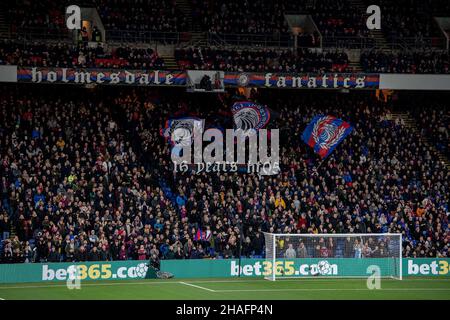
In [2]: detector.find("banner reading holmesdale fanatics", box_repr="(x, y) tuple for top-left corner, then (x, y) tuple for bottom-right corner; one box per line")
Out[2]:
(16, 67), (380, 89)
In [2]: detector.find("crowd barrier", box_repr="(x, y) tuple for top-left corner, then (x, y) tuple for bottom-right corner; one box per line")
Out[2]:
(0, 258), (448, 283)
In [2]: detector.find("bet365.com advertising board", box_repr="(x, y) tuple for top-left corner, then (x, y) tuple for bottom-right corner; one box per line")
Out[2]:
(0, 258), (448, 283)
(162, 258), (449, 278)
(0, 260), (152, 283)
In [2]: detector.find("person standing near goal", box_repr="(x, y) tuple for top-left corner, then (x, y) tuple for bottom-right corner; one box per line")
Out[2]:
(285, 244), (296, 259)
(297, 242), (308, 258)
(354, 239), (363, 258)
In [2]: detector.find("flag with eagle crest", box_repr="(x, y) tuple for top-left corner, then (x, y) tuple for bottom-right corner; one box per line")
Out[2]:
(161, 117), (204, 146)
(231, 101), (272, 133)
(302, 115), (353, 159)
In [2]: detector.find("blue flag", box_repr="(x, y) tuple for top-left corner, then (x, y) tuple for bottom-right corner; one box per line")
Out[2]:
(231, 101), (272, 131)
(302, 115), (353, 159)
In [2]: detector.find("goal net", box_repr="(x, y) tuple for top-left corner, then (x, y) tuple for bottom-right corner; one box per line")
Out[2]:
(263, 233), (402, 281)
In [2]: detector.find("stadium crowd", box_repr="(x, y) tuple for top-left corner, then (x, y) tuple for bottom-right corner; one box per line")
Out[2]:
(0, 40), (352, 73)
(0, 40), (165, 69)
(0, 85), (448, 263)
(6, 0), (448, 50)
(0, 0), (449, 265)
(363, 0), (447, 45)
(6, 0), (72, 35)
(412, 107), (449, 157)
(7, 0), (186, 35)
(175, 47), (350, 72)
(398, 92), (450, 158)
(192, 0), (370, 40)
(4, 37), (450, 75)
(95, 0), (187, 33)
(297, 0), (370, 40)
(5, 0), (375, 48)
(360, 50), (450, 74)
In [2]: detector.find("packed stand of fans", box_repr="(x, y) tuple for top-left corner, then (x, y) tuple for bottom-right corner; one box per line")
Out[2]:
(94, 0), (188, 40)
(0, 84), (448, 263)
(175, 47), (350, 73)
(6, 0), (76, 36)
(363, 0), (446, 47)
(412, 107), (449, 158)
(430, 0), (450, 14)
(0, 40), (165, 69)
(192, 0), (371, 47)
(5, 0), (184, 43)
(285, 0), (371, 40)
(360, 50), (450, 74)
(5, 0), (368, 47)
(5, 0), (447, 50)
(396, 92), (450, 158)
(191, 0), (289, 35)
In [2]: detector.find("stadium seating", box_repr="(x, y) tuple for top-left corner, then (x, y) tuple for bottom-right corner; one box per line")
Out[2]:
(4, 0), (447, 51)
(6, 38), (449, 75)
(0, 40), (165, 69)
(190, 0), (289, 34)
(0, 0), (449, 265)
(95, 0), (187, 32)
(192, 0), (369, 38)
(397, 92), (450, 158)
(94, 0), (188, 44)
(6, 0), (73, 36)
(0, 86), (448, 263)
(174, 47), (350, 72)
(412, 107), (449, 157)
(362, 0), (448, 47)
(360, 50), (450, 74)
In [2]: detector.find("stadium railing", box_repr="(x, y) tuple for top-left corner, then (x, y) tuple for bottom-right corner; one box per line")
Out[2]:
(10, 27), (182, 45)
(322, 36), (377, 49)
(106, 30), (181, 45)
(13, 27), (71, 41)
(206, 34), (379, 50)
(207, 33), (296, 49)
(393, 37), (447, 50)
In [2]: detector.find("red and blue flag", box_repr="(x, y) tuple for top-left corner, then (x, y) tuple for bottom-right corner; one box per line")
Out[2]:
(302, 115), (353, 159)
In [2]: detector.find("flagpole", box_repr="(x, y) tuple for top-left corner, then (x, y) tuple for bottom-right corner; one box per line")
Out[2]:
(315, 157), (329, 172)
(237, 211), (244, 278)
(316, 159), (325, 170)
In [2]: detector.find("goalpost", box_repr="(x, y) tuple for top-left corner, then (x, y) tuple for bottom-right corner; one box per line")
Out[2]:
(263, 233), (402, 281)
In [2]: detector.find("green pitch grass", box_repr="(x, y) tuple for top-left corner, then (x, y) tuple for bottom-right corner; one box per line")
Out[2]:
(0, 277), (449, 300)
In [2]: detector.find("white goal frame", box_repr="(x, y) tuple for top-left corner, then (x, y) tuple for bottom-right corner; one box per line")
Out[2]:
(263, 233), (402, 281)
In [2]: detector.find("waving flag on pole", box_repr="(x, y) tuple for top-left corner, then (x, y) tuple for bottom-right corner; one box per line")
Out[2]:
(231, 101), (272, 132)
(302, 115), (353, 159)
(161, 117), (205, 146)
